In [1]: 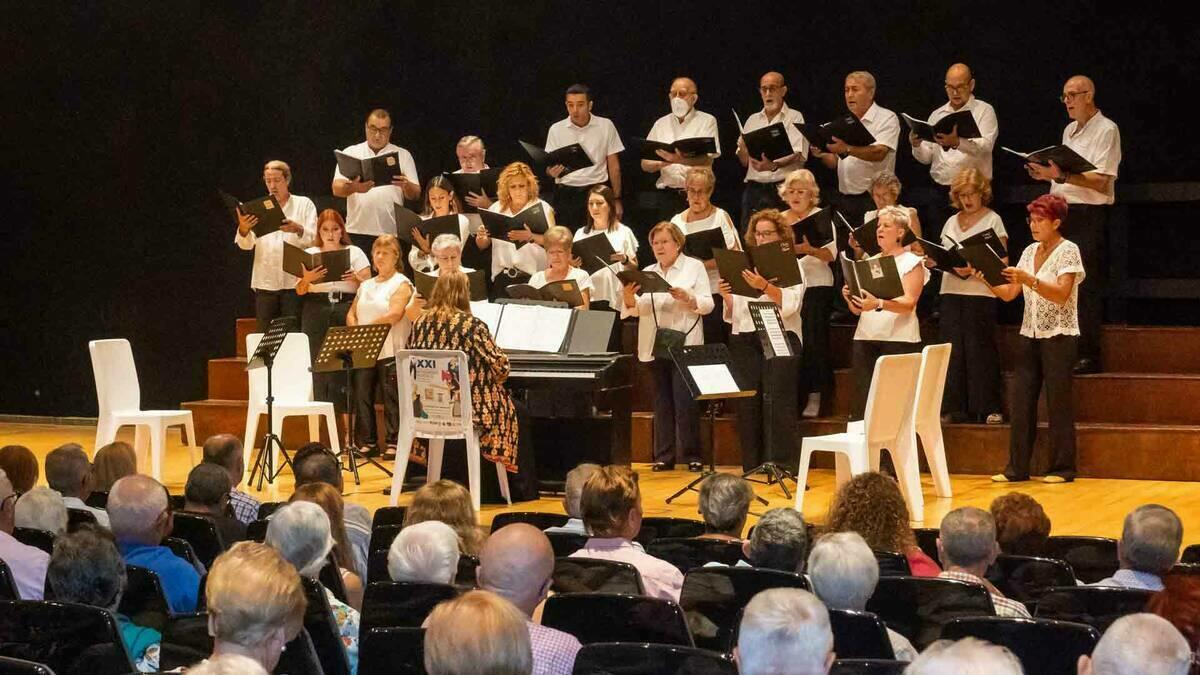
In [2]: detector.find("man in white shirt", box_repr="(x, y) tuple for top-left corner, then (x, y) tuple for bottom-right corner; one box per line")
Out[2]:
(235, 160), (317, 332)
(1025, 75), (1121, 374)
(811, 71), (901, 227)
(643, 77), (720, 224)
(455, 135), (493, 210)
(332, 108), (421, 252)
(544, 84), (624, 231)
(0, 470), (49, 600)
(44, 443), (110, 528)
(736, 71), (808, 228)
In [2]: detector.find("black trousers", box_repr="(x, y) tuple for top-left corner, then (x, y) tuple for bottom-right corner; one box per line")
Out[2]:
(850, 339), (923, 421)
(799, 285), (835, 398)
(1063, 205), (1108, 364)
(1006, 335), (1078, 480)
(352, 356), (399, 449)
(916, 183), (953, 242)
(552, 183), (601, 231)
(253, 289), (301, 333)
(349, 233), (377, 261)
(740, 180), (784, 230)
(730, 333), (802, 471)
(701, 293), (729, 347)
(647, 188), (688, 227)
(833, 192), (876, 233)
(301, 295), (353, 413)
(939, 294), (1003, 417)
(651, 358), (702, 466)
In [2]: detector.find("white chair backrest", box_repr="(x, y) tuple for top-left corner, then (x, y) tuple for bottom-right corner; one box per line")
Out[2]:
(912, 344), (952, 427)
(246, 333), (315, 404)
(89, 339), (141, 415)
(863, 353), (923, 445)
(395, 349), (473, 441)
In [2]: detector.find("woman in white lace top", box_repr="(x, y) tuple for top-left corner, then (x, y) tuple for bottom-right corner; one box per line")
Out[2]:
(982, 194), (1084, 483)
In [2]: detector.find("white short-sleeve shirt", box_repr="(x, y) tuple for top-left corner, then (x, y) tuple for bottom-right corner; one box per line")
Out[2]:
(234, 194), (318, 291)
(354, 273), (412, 358)
(1050, 111), (1121, 205)
(646, 109), (721, 189)
(528, 265), (594, 297)
(837, 102), (900, 195)
(545, 114), (624, 187)
(670, 207), (742, 291)
(334, 141), (419, 236)
(742, 103), (808, 184)
(485, 200), (554, 279)
(622, 255), (714, 362)
(911, 96), (999, 184)
(853, 251), (929, 343)
(938, 209), (1008, 297)
(1018, 240), (1086, 339)
(305, 245), (370, 294)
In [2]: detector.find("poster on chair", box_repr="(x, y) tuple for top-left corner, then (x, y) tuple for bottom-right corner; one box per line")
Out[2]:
(408, 355), (463, 435)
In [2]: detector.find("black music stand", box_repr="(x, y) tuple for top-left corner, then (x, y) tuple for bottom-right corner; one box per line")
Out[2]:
(246, 317), (295, 489)
(664, 344), (766, 505)
(313, 324), (394, 484)
(741, 302), (801, 499)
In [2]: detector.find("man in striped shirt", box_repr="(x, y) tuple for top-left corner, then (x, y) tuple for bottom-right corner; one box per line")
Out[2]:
(936, 506), (1031, 618)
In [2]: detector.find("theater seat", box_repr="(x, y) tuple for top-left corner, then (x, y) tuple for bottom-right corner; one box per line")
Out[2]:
(0, 600), (135, 675)
(542, 593), (692, 646)
(1034, 585), (1153, 632)
(572, 642), (735, 675)
(940, 616), (1099, 675)
(679, 566), (809, 652)
(553, 557), (644, 595)
(828, 608), (895, 660)
(865, 576), (995, 649)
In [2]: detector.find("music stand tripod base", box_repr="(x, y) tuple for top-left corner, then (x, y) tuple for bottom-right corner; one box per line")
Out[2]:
(245, 317), (297, 490)
(742, 462), (799, 500)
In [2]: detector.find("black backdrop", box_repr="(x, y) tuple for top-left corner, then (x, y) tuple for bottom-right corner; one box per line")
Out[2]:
(4, 2), (1197, 416)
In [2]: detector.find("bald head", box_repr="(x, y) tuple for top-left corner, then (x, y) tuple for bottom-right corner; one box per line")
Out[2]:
(1063, 75), (1098, 121)
(671, 77), (697, 94)
(759, 71), (788, 115)
(944, 63), (975, 108)
(1067, 75), (1096, 93)
(108, 474), (170, 545)
(477, 524), (555, 616)
(947, 63), (973, 81)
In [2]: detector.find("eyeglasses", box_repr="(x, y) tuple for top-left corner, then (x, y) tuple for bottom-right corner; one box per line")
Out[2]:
(759, 85), (783, 93)
(944, 83), (971, 93)
(1060, 90), (1090, 103)
(782, 188), (810, 196)
(367, 125), (392, 135)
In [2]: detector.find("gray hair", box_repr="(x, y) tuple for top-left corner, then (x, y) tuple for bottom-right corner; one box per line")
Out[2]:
(202, 434), (244, 472)
(16, 486), (68, 535)
(939, 507), (997, 568)
(870, 171), (903, 200)
(737, 588), (832, 675)
(564, 463), (601, 519)
(746, 508), (808, 572)
(876, 205), (912, 235)
(431, 234), (463, 255)
(1121, 505), (1183, 574)
(48, 526), (126, 611)
(45, 443), (91, 498)
(185, 463), (232, 508)
(265, 501), (335, 578)
(699, 474), (753, 535)
(456, 135), (485, 151)
(108, 474), (169, 544)
(1090, 614), (1192, 675)
(846, 70), (877, 91)
(905, 637), (1024, 675)
(808, 532), (878, 610)
(387, 520), (461, 585)
(263, 159), (292, 184)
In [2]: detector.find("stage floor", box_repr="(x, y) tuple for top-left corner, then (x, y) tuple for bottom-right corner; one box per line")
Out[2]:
(4, 422), (1199, 540)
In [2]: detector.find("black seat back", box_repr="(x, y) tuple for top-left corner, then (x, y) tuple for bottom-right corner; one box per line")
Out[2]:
(358, 627), (427, 675)
(0, 600), (134, 675)
(679, 566), (809, 651)
(912, 528), (940, 563)
(553, 557), (644, 595)
(368, 549), (390, 583)
(872, 550), (911, 577)
(12, 528), (55, 555)
(828, 608), (895, 660)
(157, 611), (213, 671)
(0, 559), (19, 601)
(246, 518), (269, 543)
(0, 656), (56, 674)
(647, 538), (745, 574)
(300, 576), (352, 675)
(371, 505), (407, 529)
(361, 581), (458, 633)
(119, 565), (172, 632)
(489, 511), (569, 533)
(319, 556), (350, 604)
(542, 592), (692, 646)
(456, 554), (479, 588)
(84, 491), (109, 509)
(636, 517), (706, 546)
(257, 501), (283, 519)
(572, 642), (736, 675)
(941, 616), (1100, 675)
(163, 537), (201, 568)
(1042, 536), (1119, 584)
(66, 508), (98, 531)
(985, 554), (1077, 606)
(865, 576), (995, 649)
(169, 512), (227, 569)
(1182, 543), (1200, 565)
(370, 524), (404, 553)
(276, 628), (325, 675)
(1034, 585), (1153, 632)
(546, 531), (589, 557)
(829, 659), (908, 674)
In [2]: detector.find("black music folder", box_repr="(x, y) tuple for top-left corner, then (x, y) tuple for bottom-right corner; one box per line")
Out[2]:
(682, 227), (728, 261)
(282, 243), (351, 281)
(413, 269), (488, 301)
(916, 237), (968, 275)
(714, 249), (759, 297)
(227, 193), (286, 237)
(716, 242), (803, 297)
(442, 168), (501, 201)
(334, 150), (401, 183)
(958, 244), (1007, 286)
(519, 140), (594, 175)
(851, 218), (883, 257)
(478, 205), (551, 245)
(958, 228), (1007, 258)
(419, 215), (463, 242)
(740, 122), (795, 162)
(790, 210), (836, 248)
(634, 136), (717, 162)
(840, 252), (862, 297)
(1002, 145), (1098, 175)
(394, 206), (424, 244)
(901, 110), (982, 143)
(608, 267), (672, 294)
(796, 113), (877, 149)
(506, 278), (585, 307)
(854, 255), (905, 300)
(572, 234), (619, 275)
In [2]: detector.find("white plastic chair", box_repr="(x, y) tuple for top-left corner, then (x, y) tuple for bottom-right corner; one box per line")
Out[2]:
(243, 333), (340, 472)
(900, 343), (953, 500)
(795, 352), (924, 519)
(89, 339), (196, 482)
(390, 349), (511, 514)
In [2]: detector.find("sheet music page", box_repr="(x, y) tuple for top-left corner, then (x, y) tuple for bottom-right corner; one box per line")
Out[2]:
(688, 364), (740, 396)
(753, 305), (792, 357)
(494, 303), (573, 352)
(471, 301), (503, 336)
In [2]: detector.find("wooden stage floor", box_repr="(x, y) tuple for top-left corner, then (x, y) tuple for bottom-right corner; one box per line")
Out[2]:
(4, 422), (1199, 540)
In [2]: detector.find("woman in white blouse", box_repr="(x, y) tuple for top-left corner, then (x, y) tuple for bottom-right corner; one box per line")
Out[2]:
(528, 226), (592, 310)
(842, 205), (929, 420)
(347, 234), (414, 459)
(779, 169), (837, 418)
(719, 209), (804, 472)
(575, 185), (638, 310)
(409, 176), (473, 275)
(983, 194), (1083, 484)
(622, 222), (714, 472)
(475, 162), (555, 291)
(670, 166), (742, 344)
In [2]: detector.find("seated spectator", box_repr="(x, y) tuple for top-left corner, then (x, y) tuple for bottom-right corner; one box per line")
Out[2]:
(266, 501), (360, 673)
(568, 465), (684, 602)
(905, 637), (1023, 674)
(1146, 569), (1200, 664)
(0, 445), (39, 493)
(199, 541), (306, 675)
(15, 486), (68, 535)
(697, 473), (753, 541)
(45, 442), (110, 527)
(544, 463), (601, 536)
(735, 588), (834, 675)
(826, 472), (940, 576)
(290, 482), (365, 609)
(293, 443), (371, 578)
(1078, 613), (1192, 675)
(181, 463), (246, 545)
(92, 441), (138, 492)
(807, 531), (917, 661)
(202, 434), (259, 526)
(423, 590), (533, 675)
(742, 507), (809, 572)
(404, 479), (488, 557)
(1094, 504), (1183, 591)
(937, 506), (1030, 618)
(47, 525), (161, 672)
(0, 469), (49, 599)
(387, 520), (461, 585)
(108, 474), (201, 613)
(478, 523), (582, 675)
(989, 492), (1051, 557)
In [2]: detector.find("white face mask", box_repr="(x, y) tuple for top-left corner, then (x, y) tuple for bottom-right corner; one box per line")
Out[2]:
(670, 96), (691, 118)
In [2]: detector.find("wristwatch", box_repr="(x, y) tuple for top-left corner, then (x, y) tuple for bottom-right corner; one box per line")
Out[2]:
(1053, 171), (1069, 184)
(1031, 278), (1041, 291)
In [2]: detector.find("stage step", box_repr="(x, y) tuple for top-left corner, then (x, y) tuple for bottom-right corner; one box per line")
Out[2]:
(235, 318), (256, 357)
(208, 357), (249, 400)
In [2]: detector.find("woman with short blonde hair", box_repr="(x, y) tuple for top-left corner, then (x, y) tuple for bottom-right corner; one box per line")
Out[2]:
(423, 590), (532, 675)
(477, 162), (557, 286)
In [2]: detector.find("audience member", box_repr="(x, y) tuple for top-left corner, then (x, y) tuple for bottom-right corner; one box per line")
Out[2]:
(0, 469), (49, 599)
(697, 473), (753, 541)
(0, 445), (38, 493)
(293, 442), (371, 578)
(182, 463), (246, 545)
(108, 474), (200, 613)
(1078, 613), (1191, 675)
(807, 531), (917, 661)
(543, 463), (600, 536)
(989, 492), (1051, 556)
(742, 507), (809, 572)
(45, 442), (110, 527)
(1094, 504), (1183, 591)
(826, 472), (940, 576)
(15, 486), (68, 535)
(185, 654), (274, 675)
(1146, 570), (1200, 668)
(904, 637), (1024, 674)
(289, 482), (365, 608)
(937, 506), (1031, 617)
(387, 520), (460, 585)
(404, 479), (488, 557)
(735, 588), (834, 675)
(424, 589), (533, 675)
(47, 525), (161, 672)
(92, 441), (138, 491)
(478, 523), (582, 675)
(568, 465), (684, 602)
(202, 434), (259, 526)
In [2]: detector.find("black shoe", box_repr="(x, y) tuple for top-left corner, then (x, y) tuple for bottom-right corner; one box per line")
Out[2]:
(651, 462), (674, 472)
(1073, 358), (1100, 375)
(688, 462), (704, 473)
